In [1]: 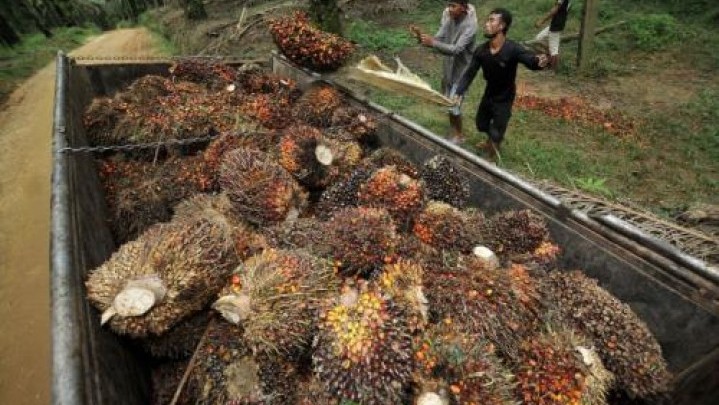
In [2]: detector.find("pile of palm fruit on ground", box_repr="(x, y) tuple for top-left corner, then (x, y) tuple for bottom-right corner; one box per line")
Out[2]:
(83, 59), (672, 405)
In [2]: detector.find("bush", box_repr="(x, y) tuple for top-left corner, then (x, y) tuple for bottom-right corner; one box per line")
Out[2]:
(628, 13), (682, 51)
(346, 20), (414, 53)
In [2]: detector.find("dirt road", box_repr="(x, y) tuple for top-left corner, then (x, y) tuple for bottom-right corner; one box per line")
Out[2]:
(0, 28), (161, 405)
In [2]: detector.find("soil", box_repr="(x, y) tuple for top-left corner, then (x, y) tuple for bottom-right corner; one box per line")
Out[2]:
(0, 28), (160, 405)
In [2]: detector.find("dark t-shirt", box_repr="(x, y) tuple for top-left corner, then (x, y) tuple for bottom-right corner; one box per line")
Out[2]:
(454, 40), (542, 102)
(550, 0), (571, 32)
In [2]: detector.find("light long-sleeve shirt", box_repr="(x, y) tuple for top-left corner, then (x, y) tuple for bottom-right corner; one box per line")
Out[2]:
(433, 4), (478, 93)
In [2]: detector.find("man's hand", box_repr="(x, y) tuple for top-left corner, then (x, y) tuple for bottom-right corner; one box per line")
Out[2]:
(451, 94), (463, 106)
(534, 20), (544, 29)
(537, 54), (549, 68)
(420, 34), (434, 47)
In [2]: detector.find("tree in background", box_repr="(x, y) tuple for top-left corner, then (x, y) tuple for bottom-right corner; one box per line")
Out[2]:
(309, 0), (343, 35)
(182, 0), (207, 20)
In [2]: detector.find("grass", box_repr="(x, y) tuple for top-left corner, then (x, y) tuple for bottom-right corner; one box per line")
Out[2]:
(137, 11), (179, 55)
(338, 0), (719, 213)
(0, 25), (100, 104)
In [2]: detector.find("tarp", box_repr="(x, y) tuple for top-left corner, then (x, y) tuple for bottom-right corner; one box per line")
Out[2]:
(350, 55), (455, 107)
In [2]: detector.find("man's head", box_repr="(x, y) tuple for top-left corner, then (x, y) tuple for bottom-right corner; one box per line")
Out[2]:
(447, 1), (469, 20)
(483, 8), (512, 38)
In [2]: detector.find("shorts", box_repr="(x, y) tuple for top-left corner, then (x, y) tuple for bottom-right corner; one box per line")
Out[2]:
(534, 26), (561, 56)
(475, 96), (513, 143)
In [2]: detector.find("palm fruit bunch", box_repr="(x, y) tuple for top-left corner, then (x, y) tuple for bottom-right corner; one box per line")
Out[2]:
(483, 209), (551, 258)
(414, 326), (516, 405)
(151, 360), (192, 405)
(213, 249), (339, 360)
(169, 58), (237, 90)
(172, 194), (266, 260)
(507, 263), (545, 321)
(142, 310), (211, 359)
(237, 69), (301, 101)
(513, 326), (614, 405)
(541, 270), (672, 398)
(116, 74), (173, 104)
(313, 282), (415, 404)
(510, 241), (563, 275)
(419, 155), (471, 209)
(278, 124), (364, 190)
(86, 194), (250, 337)
(295, 375), (337, 405)
(358, 165), (426, 229)
(202, 130), (279, 189)
(187, 320), (264, 404)
(292, 85), (344, 127)
(315, 147), (421, 218)
(328, 105), (378, 144)
(261, 217), (329, 255)
(239, 92), (296, 130)
(423, 256), (536, 359)
(268, 11), (355, 72)
(83, 97), (126, 146)
(412, 201), (481, 252)
(322, 207), (400, 276)
(375, 259), (428, 331)
(219, 148), (308, 226)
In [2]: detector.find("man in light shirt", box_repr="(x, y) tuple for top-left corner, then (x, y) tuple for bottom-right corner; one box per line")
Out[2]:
(410, 1), (478, 144)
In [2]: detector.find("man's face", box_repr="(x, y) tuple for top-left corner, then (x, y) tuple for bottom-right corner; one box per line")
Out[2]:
(483, 13), (505, 38)
(447, 2), (467, 20)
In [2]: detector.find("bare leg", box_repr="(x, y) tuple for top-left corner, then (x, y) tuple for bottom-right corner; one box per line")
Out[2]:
(448, 113), (463, 143)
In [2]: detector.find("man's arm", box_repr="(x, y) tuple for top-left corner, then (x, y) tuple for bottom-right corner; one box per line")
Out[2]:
(515, 43), (548, 70)
(432, 24), (477, 56)
(453, 49), (482, 96)
(535, 0), (562, 28)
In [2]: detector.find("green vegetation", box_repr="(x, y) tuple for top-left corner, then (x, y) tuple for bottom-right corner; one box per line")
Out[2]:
(346, 20), (414, 54)
(138, 11), (179, 55)
(0, 26), (99, 103)
(337, 0), (718, 212)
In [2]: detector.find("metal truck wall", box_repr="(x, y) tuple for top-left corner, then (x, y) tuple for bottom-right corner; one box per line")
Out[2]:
(51, 53), (718, 405)
(52, 55), (153, 405)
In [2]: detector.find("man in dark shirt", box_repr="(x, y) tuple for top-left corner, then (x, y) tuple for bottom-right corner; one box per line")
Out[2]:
(452, 8), (548, 159)
(533, 0), (572, 70)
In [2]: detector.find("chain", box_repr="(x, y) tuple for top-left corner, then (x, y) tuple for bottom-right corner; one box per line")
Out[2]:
(58, 133), (219, 154)
(70, 55), (250, 62)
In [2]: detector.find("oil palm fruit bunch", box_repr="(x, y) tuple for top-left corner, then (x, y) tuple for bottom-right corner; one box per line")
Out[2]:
(188, 320), (265, 405)
(268, 11), (355, 72)
(375, 259), (428, 331)
(261, 217), (329, 255)
(141, 310), (211, 359)
(513, 326), (614, 405)
(412, 201), (482, 252)
(151, 360), (192, 405)
(169, 58), (237, 90)
(292, 85), (344, 127)
(83, 97), (126, 146)
(507, 263), (545, 321)
(239, 92), (296, 130)
(203, 130), (279, 189)
(419, 155), (471, 209)
(213, 249), (339, 360)
(313, 282), (415, 404)
(358, 165), (426, 229)
(219, 148), (308, 226)
(86, 194), (252, 337)
(117, 74), (172, 105)
(483, 209), (551, 258)
(423, 256), (536, 359)
(541, 270), (671, 398)
(509, 241), (563, 275)
(315, 148), (420, 218)
(415, 326), (516, 405)
(322, 206), (400, 276)
(276, 124), (361, 189)
(329, 105), (378, 144)
(237, 69), (301, 101)
(295, 374), (337, 405)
